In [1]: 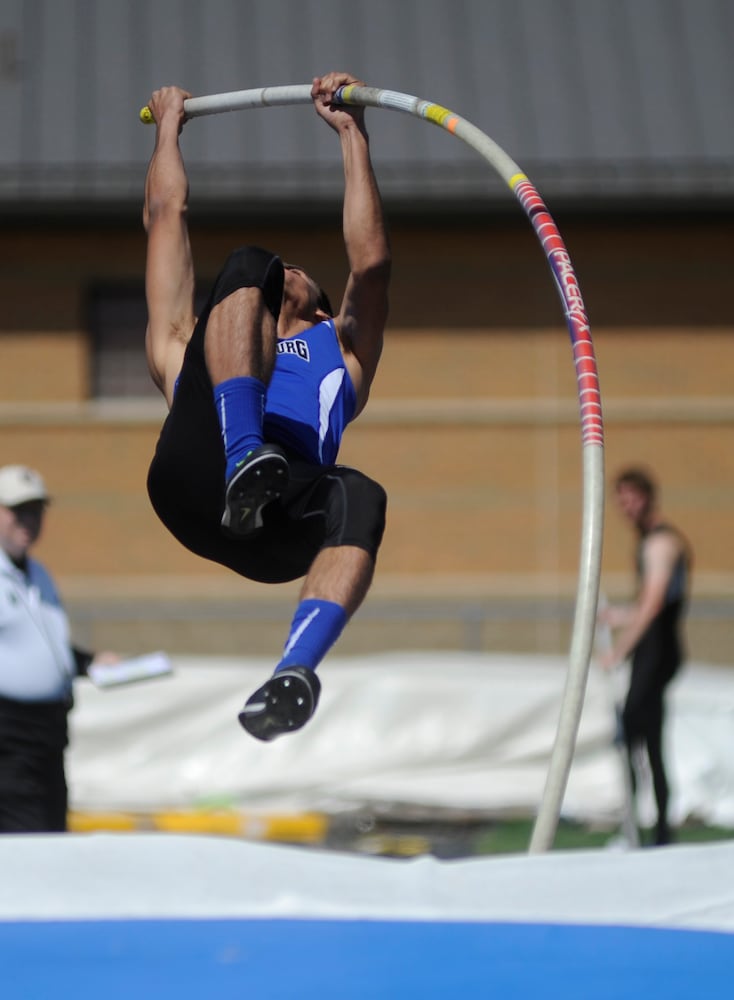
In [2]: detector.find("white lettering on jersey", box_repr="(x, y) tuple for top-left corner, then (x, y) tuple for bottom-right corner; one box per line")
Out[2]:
(276, 339), (310, 361)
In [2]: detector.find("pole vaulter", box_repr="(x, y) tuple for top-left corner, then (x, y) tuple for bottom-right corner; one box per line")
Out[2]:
(141, 83), (605, 853)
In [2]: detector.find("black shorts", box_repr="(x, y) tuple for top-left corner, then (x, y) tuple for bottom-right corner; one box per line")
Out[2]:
(147, 269), (386, 585)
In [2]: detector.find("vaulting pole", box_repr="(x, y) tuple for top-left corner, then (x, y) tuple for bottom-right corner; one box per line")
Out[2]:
(141, 84), (605, 852)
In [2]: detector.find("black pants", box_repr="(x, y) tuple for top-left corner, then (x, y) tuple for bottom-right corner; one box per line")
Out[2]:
(0, 696), (69, 833)
(622, 628), (681, 845)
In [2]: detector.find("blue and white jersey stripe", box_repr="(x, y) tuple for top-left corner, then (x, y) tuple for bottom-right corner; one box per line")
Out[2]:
(264, 319), (356, 465)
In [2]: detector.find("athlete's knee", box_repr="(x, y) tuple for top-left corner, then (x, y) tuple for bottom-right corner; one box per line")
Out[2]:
(325, 470), (387, 557)
(211, 246), (284, 321)
(349, 473), (387, 552)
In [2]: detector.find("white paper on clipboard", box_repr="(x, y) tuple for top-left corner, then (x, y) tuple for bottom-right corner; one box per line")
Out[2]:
(88, 652), (173, 689)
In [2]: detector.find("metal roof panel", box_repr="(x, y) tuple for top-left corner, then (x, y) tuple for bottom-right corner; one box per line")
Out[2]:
(1, 0), (732, 211)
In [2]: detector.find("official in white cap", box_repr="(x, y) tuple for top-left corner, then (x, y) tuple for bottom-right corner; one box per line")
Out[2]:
(0, 464), (49, 508)
(0, 465), (112, 832)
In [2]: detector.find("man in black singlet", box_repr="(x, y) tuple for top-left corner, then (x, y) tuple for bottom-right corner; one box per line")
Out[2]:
(599, 467), (692, 846)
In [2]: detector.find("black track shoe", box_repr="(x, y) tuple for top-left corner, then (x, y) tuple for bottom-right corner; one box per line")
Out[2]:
(221, 444), (289, 537)
(238, 667), (321, 742)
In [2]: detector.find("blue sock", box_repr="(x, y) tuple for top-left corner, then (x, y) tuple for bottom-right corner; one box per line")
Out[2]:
(275, 599), (348, 673)
(213, 376), (266, 480)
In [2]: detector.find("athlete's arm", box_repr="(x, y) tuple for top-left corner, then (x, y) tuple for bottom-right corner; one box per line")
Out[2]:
(312, 73), (391, 414)
(601, 531), (681, 669)
(143, 87), (196, 407)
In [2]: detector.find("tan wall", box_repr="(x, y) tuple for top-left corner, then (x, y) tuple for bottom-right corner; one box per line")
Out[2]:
(0, 216), (732, 656)
(1, 330), (732, 590)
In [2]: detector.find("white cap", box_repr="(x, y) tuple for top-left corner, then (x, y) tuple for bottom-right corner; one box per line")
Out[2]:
(0, 465), (50, 507)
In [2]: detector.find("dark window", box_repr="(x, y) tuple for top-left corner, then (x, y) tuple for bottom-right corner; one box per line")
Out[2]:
(88, 285), (156, 398)
(88, 285), (207, 398)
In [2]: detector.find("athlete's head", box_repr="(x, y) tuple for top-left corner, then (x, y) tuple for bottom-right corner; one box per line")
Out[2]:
(613, 466), (657, 529)
(283, 262), (333, 321)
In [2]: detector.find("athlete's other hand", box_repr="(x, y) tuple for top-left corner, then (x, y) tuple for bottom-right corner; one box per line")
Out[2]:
(312, 72), (366, 133)
(147, 86), (192, 133)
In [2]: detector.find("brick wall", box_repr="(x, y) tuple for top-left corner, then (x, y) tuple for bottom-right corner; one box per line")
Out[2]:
(1, 215), (732, 656)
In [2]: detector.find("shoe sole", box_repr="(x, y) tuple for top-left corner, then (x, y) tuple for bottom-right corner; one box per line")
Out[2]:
(221, 451), (289, 536)
(238, 669), (320, 742)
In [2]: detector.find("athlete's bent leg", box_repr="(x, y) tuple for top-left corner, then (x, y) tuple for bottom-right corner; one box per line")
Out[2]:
(238, 547), (375, 742)
(204, 249), (289, 536)
(239, 467), (386, 742)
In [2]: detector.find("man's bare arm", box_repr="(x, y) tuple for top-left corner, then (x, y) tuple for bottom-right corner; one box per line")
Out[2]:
(143, 87), (196, 406)
(601, 531), (681, 669)
(312, 73), (391, 413)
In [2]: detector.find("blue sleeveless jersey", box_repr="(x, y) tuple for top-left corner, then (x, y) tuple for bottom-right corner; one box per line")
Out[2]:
(264, 319), (357, 466)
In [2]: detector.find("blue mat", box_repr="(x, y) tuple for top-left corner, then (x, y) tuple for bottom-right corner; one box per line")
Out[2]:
(3, 835), (733, 998)
(3, 917), (732, 999)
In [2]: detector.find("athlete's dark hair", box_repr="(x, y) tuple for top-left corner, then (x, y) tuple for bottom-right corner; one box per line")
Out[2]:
(316, 286), (334, 317)
(614, 466), (657, 502)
